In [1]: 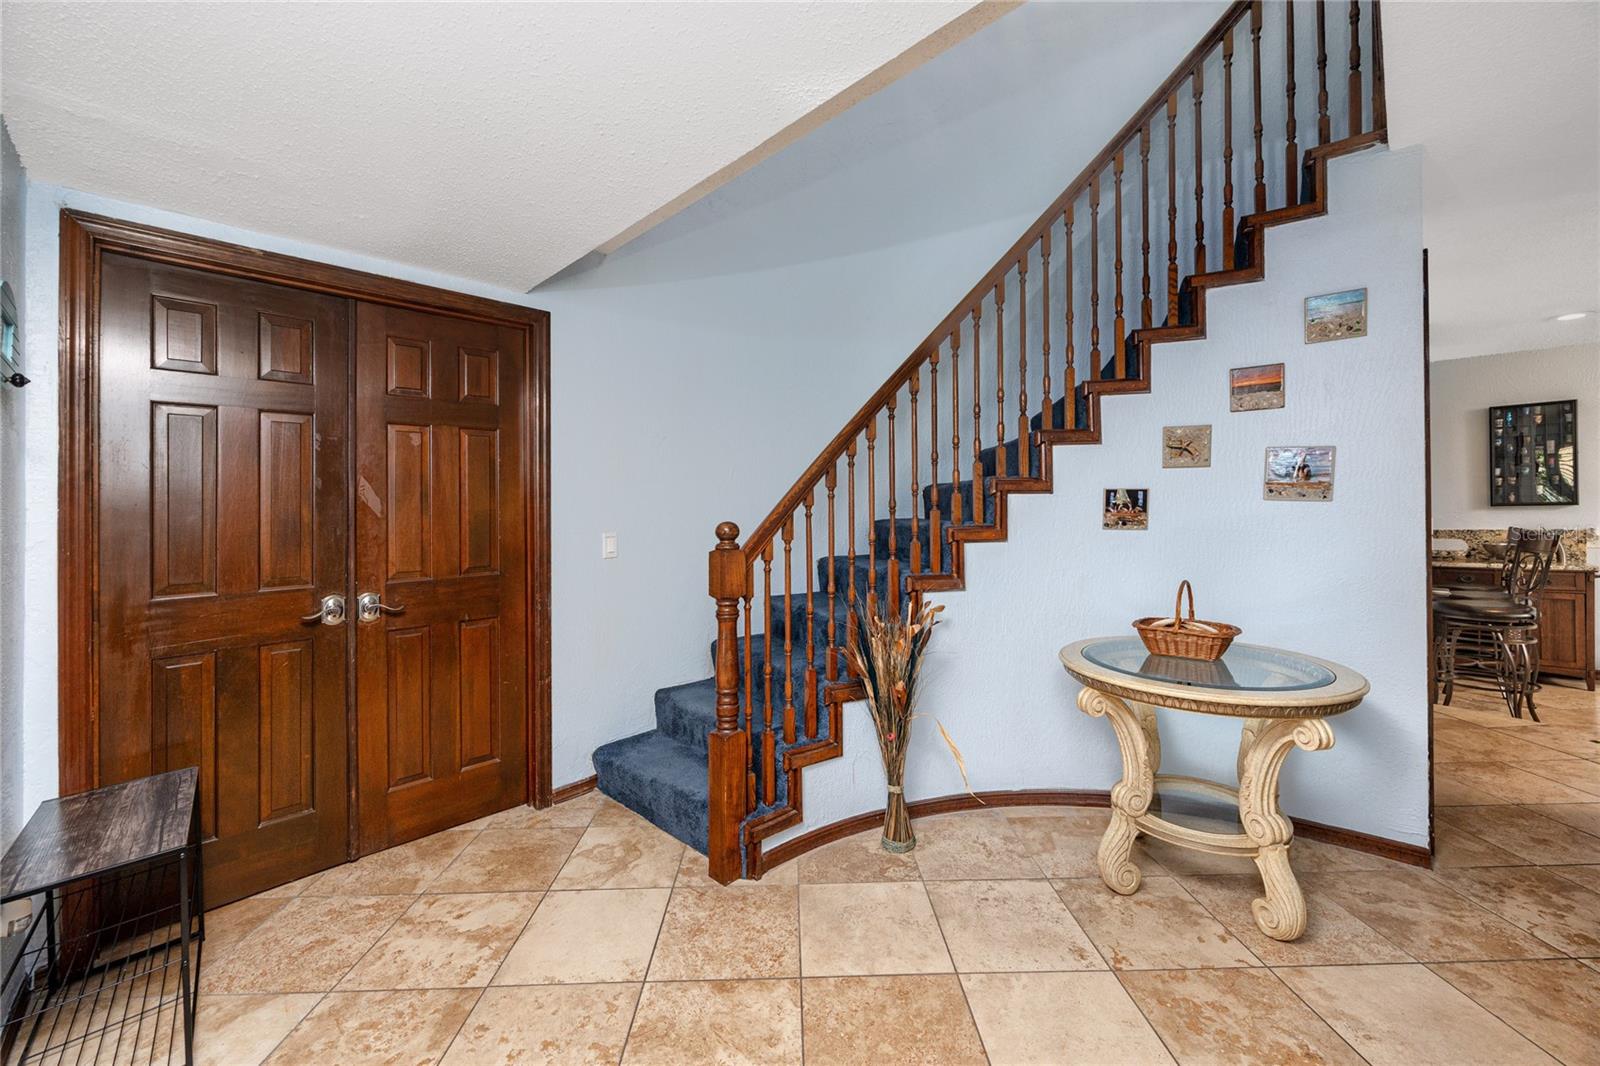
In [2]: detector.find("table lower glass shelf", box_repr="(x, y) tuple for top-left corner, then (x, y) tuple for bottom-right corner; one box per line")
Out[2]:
(1139, 774), (1254, 855)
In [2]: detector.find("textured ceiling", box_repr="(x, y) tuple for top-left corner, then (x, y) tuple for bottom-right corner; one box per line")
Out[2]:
(1384, 1), (1599, 360)
(1, 1), (995, 290)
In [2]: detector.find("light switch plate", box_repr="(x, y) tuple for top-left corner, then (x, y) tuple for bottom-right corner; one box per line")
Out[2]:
(601, 532), (618, 559)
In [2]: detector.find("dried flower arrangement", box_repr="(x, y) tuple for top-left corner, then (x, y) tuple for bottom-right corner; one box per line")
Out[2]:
(845, 597), (970, 852)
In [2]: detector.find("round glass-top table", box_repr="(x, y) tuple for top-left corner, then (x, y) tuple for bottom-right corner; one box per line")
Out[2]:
(1061, 637), (1368, 719)
(1059, 637), (1369, 942)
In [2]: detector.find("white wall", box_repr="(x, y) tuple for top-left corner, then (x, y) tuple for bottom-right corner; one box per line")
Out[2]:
(1, 122), (27, 854)
(1, 119), (30, 1007)
(10, 1), (1230, 807)
(773, 146), (1433, 850)
(1429, 344), (1599, 538)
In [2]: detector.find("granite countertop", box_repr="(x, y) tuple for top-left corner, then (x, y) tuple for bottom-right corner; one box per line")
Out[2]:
(1431, 558), (1598, 573)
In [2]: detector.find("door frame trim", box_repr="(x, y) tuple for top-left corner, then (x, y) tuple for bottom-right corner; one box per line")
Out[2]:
(57, 209), (554, 813)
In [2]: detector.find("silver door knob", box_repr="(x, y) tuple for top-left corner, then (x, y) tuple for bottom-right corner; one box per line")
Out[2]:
(357, 592), (407, 623)
(300, 594), (346, 626)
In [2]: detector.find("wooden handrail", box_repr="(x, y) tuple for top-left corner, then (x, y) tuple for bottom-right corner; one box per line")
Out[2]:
(736, 0), (1250, 557)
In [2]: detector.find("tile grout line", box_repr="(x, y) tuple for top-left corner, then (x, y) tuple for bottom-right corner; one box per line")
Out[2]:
(235, 799), (598, 1065)
(407, 795), (604, 1063)
(435, 856), (578, 1062)
(615, 841), (680, 1063)
(1173, 865), (1418, 967)
(1105, 969), (1186, 1066)
(246, 892), (417, 1066)
(1420, 958), (1594, 1063)
(795, 868), (805, 1065)
(1261, 962), (1379, 1065)
(914, 866), (988, 1062)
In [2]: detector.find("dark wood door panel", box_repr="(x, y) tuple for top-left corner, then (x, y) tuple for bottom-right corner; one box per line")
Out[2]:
(354, 301), (528, 852)
(97, 253), (350, 905)
(1538, 592), (1583, 674)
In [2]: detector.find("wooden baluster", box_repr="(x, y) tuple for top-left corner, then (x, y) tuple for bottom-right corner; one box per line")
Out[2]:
(1113, 151), (1127, 378)
(950, 330), (962, 525)
(782, 518), (796, 745)
(909, 368), (922, 579)
(1286, 0), (1299, 205)
(1316, 1), (1331, 144)
(1166, 93), (1180, 324)
(970, 306), (983, 522)
(845, 440), (857, 647)
(743, 576), (754, 811)
(929, 347), (942, 565)
(803, 492), (817, 739)
(866, 418), (878, 611)
(1017, 256), (1029, 455)
(1140, 125), (1153, 328)
(1372, 1), (1387, 131)
(887, 395), (899, 611)
(761, 542), (775, 807)
(1064, 205), (1077, 424)
(1041, 230), (1053, 430)
(1252, 2), (1266, 212)
(1223, 28), (1236, 269)
(824, 463), (837, 682)
(1348, 0), (1363, 136)
(1193, 64), (1206, 274)
(994, 279), (1006, 479)
(1090, 176), (1102, 379)
(707, 521), (749, 884)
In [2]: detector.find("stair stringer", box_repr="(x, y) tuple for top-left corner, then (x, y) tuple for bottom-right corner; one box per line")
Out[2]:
(738, 131), (1389, 879)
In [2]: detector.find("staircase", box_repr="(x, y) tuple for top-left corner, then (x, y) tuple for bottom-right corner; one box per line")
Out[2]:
(594, 0), (1389, 882)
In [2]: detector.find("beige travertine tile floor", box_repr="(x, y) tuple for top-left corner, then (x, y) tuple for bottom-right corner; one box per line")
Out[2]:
(21, 679), (1600, 1064)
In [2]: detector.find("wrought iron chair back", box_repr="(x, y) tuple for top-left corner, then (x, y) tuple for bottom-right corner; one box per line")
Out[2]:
(1500, 528), (1563, 603)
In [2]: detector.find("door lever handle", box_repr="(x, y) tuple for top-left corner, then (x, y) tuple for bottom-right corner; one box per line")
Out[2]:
(357, 592), (407, 623)
(301, 594), (347, 626)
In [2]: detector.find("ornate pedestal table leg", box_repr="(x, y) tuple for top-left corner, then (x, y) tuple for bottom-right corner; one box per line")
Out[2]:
(1078, 687), (1160, 894)
(1236, 716), (1335, 941)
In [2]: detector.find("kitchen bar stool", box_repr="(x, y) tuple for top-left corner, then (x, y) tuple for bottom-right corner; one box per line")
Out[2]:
(1432, 530), (1561, 720)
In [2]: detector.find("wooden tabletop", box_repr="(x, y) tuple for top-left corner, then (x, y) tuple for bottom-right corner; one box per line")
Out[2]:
(1059, 638), (1369, 720)
(1, 767), (197, 900)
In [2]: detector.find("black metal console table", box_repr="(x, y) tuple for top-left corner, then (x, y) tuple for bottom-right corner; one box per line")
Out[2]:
(1, 767), (202, 1065)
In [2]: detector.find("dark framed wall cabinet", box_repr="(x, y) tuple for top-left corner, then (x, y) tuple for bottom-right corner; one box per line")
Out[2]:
(1488, 399), (1579, 507)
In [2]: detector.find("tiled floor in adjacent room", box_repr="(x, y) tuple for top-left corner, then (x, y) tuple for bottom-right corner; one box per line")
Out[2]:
(50, 681), (1600, 1064)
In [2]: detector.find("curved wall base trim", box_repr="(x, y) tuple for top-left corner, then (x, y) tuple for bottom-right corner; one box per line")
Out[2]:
(752, 788), (1431, 877)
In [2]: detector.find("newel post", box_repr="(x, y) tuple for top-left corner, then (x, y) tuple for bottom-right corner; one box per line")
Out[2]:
(707, 521), (749, 884)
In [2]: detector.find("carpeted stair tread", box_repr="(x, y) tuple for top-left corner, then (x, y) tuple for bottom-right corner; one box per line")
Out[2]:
(1030, 388), (1093, 433)
(921, 480), (1000, 525)
(654, 678), (718, 753)
(978, 436), (1043, 478)
(592, 730), (710, 853)
(753, 592), (853, 647)
(815, 548), (942, 591)
(869, 518), (957, 570)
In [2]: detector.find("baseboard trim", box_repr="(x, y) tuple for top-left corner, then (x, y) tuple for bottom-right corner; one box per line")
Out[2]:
(754, 788), (1430, 876)
(551, 775), (599, 805)
(1291, 815), (1432, 868)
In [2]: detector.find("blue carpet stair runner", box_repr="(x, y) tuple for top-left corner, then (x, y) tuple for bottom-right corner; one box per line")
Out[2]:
(594, 324), (1165, 869)
(597, 399), (1105, 865)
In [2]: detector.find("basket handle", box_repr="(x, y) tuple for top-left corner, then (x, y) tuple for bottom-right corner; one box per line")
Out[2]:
(1172, 580), (1196, 625)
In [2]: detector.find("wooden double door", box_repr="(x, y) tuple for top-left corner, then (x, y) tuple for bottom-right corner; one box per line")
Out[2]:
(94, 253), (533, 905)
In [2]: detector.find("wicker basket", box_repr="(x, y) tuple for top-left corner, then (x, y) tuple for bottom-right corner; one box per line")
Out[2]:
(1132, 580), (1241, 661)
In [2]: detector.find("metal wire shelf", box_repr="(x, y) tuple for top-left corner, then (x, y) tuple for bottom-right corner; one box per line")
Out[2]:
(2, 769), (202, 1066)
